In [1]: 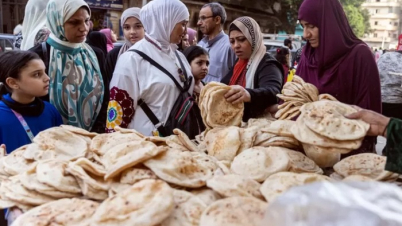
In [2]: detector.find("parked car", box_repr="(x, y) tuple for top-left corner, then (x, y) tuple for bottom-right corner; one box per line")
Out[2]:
(0, 33), (15, 53)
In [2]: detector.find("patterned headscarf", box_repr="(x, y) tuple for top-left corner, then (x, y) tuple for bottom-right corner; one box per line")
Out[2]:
(230, 17), (267, 89)
(46, 0), (104, 131)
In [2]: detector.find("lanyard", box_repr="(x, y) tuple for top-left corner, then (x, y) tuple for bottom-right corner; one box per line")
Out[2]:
(11, 109), (35, 142)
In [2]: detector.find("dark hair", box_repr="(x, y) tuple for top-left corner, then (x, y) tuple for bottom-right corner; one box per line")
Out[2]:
(284, 39), (292, 46)
(202, 3), (227, 25)
(183, 46), (209, 64)
(229, 23), (241, 34)
(275, 47), (290, 65)
(0, 51), (41, 95)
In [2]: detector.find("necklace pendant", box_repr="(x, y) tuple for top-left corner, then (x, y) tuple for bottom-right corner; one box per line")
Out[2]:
(178, 68), (186, 82)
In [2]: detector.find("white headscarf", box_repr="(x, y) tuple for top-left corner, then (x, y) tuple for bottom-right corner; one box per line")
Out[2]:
(118, 7), (141, 58)
(231, 17), (267, 89)
(140, 0), (189, 55)
(20, 0), (50, 50)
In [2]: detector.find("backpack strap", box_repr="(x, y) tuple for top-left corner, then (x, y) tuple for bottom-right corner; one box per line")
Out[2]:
(129, 49), (184, 92)
(41, 42), (49, 70)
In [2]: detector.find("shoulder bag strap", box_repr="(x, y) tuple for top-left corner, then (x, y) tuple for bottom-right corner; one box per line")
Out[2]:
(129, 49), (184, 92)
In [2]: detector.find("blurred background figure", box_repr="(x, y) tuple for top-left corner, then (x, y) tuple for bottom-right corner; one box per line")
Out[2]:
(105, 7), (145, 82)
(275, 47), (290, 83)
(187, 27), (197, 46)
(21, 0), (50, 50)
(100, 28), (117, 52)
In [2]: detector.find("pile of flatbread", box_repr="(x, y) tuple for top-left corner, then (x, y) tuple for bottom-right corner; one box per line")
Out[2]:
(0, 123), (341, 226)
(290, 100), (370, 168)
(276, 75), (337, 120)
(331, 153), (399, 182)
(199, 82), (244, 129)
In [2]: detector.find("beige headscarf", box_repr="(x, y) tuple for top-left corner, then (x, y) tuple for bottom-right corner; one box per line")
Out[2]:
(118, 7), (142, 58)
(231, 17), (266, 89)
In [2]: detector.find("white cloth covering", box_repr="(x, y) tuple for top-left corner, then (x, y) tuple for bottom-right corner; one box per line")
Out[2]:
(20, 0), (49, 50)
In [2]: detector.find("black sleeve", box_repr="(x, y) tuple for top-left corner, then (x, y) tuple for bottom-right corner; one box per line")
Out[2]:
(90, 46), (109, 134)
(244, 63), (283, 120)
(220, 66), (234, 85)
(105, 46), (121, 83)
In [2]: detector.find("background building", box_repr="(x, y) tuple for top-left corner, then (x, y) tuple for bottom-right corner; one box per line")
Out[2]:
(362, 0), (402, 49)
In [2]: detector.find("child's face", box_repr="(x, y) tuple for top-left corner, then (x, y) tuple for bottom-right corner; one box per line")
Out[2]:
(190, 54), (209, 81)
(8, 59), (49, 98)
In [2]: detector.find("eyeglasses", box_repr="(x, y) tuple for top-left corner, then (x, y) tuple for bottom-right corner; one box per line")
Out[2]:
(198, 16), (214, 22)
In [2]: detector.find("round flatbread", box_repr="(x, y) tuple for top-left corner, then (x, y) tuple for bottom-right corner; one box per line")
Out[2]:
(199, 197), (268, 226)
(302, 143), (342, 168)
(283, 148), (323, 174)
(260, 172), (331, 203)
(36, 160), (81, 194)
(262, 120), (294, 137)
(302, 101), (369, 141)
(161, 190), (207, 226)
(205, 87), (244, 128)
(206, 174), (263, 199)
(204, 127), (241, 161)
(144, 150), (218, 188)
(19, 172), (78, 199)
(290, 111), (363, 150)
(92, 179), (174, 226)
(333, 153), (397, 180)
(33, 127), (89, 161)
(2, 145), (35, 176)
(90, 131), (144, 156)
(120, 166), (158, 185)
(101, 140), (166, 180)
(231, 147), (290, 182)
(190, 188), (222, 206)
(12, 198), (99, 226)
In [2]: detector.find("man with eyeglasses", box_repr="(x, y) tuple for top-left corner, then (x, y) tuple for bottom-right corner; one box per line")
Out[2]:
(197, 2), (236, 83)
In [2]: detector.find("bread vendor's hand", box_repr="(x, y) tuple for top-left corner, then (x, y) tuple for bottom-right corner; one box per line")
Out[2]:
(225, 85), (251, 104)
(346, 106), (391, 137)
(7, 207), (23, 224)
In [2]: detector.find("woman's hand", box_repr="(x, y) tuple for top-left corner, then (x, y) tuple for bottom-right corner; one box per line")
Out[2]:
(345, 106), (391, 137)
(225, 85), (251, 105)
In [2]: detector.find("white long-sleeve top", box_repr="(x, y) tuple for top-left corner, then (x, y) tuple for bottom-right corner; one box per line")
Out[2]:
(106, 34), (194, 135)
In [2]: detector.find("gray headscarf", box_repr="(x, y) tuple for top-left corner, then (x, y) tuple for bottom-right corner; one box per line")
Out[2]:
(118, 7), (142, 58)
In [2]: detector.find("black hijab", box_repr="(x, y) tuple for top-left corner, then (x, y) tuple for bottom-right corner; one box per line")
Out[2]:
(86, 31), (108, 56)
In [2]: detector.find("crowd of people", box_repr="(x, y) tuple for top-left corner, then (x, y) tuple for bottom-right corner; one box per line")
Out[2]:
(1, 0), (402, 173)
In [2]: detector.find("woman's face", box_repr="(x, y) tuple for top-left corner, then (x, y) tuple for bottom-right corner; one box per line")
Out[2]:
(181, 34), (190, 50)
(190, 54), (209, 81)
(123, 17), (145, 45)
(170, 20), (188, 44)
(64, 7), (90, 43)
(300, 20), (319, 48)
(229, 30), (252, 60)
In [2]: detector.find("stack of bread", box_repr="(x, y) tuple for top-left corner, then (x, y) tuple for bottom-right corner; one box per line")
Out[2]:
(290, 100), (370, 168)
(0, 123), (338, 226)
(199, 82), (244, 129)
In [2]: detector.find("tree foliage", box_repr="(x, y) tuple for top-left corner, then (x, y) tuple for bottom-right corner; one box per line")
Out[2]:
(340, 0), (371, 37)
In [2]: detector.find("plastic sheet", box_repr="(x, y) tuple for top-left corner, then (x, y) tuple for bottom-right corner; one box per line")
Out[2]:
(262, 181), (402, 226)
